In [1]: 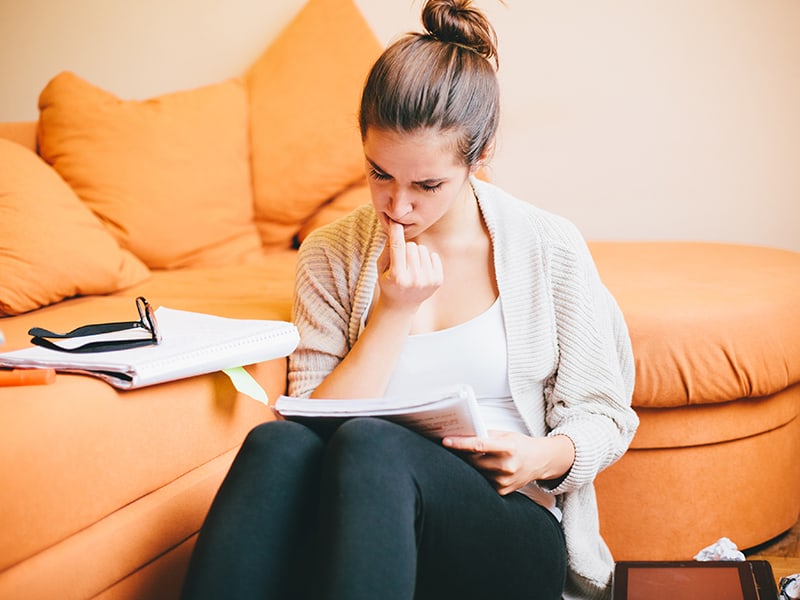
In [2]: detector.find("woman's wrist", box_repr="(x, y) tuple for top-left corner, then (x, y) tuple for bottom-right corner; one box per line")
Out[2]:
(539, 434), (576, 484)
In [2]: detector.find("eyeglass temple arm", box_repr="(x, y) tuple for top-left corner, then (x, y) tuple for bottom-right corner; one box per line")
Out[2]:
(28, 321), (144, 339)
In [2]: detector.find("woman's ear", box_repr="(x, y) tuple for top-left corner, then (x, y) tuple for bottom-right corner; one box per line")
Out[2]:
(470, 138), (496, 174)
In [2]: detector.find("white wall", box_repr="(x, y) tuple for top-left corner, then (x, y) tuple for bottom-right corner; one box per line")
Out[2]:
(1, 1), (798, 251)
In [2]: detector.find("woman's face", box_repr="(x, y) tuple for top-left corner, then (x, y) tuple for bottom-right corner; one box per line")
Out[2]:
(363, 127), (475, 242)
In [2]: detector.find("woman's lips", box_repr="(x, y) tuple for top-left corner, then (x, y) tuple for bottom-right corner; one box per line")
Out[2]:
(384, 215), (411, 229)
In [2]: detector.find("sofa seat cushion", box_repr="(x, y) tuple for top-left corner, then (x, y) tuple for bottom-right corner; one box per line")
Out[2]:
(124, 250), (299, 322)
(0, 348), (284, 576)
(0, 251), (298, 581)
(0, 251), (299, 348)
(590, 242), (800, 408)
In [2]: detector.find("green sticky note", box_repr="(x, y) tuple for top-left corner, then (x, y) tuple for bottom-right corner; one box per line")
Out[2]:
(222, 367), (269, 405)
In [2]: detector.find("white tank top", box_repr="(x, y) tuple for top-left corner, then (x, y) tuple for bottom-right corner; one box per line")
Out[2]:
(380, 298), (561, 520)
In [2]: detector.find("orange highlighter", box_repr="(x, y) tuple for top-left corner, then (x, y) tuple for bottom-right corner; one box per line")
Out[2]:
(0, 368), (57, 387)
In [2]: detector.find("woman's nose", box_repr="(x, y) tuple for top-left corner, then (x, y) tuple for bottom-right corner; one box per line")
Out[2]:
(387, 187), (412, 220)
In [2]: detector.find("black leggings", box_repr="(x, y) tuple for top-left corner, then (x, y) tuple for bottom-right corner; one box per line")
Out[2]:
(181, 418), (566, 600)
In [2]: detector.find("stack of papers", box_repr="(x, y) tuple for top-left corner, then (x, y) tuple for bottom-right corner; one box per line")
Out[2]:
(0, 307), (299, 390)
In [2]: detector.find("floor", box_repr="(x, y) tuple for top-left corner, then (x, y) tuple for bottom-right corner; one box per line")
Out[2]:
(746, 513), (800, 587)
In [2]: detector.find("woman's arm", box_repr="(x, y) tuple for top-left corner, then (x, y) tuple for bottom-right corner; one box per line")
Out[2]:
(312, 222), (442, 398)
(290, 220), (443, 399)
(542, 228), (639, 494)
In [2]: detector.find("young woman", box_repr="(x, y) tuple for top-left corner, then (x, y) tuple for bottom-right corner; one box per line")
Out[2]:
(181, 1), (638, 599)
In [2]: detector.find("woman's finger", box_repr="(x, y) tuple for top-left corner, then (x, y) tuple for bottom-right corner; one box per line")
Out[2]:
(404, 241), (420, 274)
(388, 221), (406, 273)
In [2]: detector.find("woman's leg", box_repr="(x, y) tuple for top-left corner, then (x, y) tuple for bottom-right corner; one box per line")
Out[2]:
(181, 420), (325, 600)
(318, 418), (566, 600)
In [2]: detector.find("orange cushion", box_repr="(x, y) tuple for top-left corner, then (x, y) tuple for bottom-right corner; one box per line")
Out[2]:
(37, 72), (261, 269)
(0, 139), (150, 316)
(247, 0), (382, 249)
(296, 178), (371, 244)
(590, 242), (800, 407)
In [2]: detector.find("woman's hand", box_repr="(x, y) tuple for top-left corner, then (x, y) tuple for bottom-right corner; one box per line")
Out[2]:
(442, 431), (576, 496)
(310, 222), (442, 400)
(377, 221), (443, 313)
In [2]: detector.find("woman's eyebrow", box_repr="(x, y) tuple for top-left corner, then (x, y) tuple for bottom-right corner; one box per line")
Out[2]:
(365, 157), (447, 186)
(365, 157), (389, 176)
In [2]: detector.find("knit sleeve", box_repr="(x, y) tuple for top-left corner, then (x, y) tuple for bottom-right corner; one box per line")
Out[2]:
(542, 220), (638, 494)
(287, 207), (381, 398)
(287, 232), (351, 397)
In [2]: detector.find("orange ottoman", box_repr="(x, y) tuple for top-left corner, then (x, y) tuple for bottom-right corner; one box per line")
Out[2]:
(589, 242), (800, 560)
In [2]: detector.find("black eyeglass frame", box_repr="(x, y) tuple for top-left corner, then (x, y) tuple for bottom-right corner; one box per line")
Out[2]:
(135, 296), (161, 344)
(28, 296), (162, 353)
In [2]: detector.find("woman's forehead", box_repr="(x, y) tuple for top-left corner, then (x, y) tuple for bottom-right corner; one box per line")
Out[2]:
(364, 127), (463, 170)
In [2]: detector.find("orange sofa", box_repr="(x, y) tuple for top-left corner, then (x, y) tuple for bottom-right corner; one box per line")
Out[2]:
(591, 242), (800, 560)
(0, 1), (382, 599)
(1, 0), (799, 598)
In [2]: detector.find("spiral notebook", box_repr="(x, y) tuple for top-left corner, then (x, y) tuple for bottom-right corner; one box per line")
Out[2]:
(0, 307), (299, 390)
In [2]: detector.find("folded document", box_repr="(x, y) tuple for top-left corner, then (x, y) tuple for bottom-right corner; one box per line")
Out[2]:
(0, 307), (299, 390)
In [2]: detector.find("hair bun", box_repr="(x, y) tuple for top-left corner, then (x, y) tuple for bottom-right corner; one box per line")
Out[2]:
(422, 0), (498, 66)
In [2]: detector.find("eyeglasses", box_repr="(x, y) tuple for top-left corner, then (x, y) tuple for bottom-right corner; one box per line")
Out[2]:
(28, 297), (162, 353)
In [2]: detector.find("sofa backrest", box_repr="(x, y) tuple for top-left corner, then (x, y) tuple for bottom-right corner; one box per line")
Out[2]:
(0, 121), (36, 151)
(0, 0), (383, 316)
(3, 0), (382, 255)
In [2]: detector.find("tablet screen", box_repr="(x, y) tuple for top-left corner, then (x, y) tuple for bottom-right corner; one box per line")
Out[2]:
(613, 561), (759, 600)
(628, 566), (744, 600)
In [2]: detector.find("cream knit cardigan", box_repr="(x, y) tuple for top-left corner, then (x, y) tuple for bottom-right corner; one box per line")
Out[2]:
(289, 177), (639, 600)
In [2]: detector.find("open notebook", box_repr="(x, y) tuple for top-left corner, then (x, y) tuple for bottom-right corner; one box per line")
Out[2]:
(0, 307), (299, 390)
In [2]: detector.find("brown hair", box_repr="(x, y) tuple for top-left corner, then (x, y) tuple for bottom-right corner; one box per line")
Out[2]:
(358, 0), (500, 168)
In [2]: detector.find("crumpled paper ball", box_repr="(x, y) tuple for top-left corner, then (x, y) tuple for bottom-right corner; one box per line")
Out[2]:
(780, 573), (800, 600)
(694, 537), (746, 561)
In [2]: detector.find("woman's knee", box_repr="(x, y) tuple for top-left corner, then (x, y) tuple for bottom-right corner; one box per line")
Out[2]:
(328, 418), (410, 457)
(324, 418), (432, 490)
(238, 420), (324, 467)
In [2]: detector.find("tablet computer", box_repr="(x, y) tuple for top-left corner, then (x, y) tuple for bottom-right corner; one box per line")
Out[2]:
(612, 560), (777, 600)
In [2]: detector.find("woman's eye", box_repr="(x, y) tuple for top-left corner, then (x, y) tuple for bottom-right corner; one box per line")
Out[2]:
(420, 182), (443, 193)
(368, 168), (442, 193)
(369, 168), (391, 181)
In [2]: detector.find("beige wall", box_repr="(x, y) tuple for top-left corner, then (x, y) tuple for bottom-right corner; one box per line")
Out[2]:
(1, 1), (798, 251)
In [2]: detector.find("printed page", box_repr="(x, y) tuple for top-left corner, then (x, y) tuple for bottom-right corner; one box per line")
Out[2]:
(275, 384), (487, 439)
